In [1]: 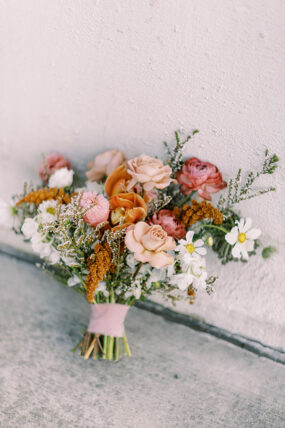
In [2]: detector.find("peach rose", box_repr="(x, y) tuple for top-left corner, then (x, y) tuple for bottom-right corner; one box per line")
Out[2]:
(105, 165), (133, 197)
(109, 192), (147, 227)
(126, 155), (174, 192)
(125, 222), (176, 269)
(151, 209), (186, 239)
(39, 153), (71, 183)
(176, 157), (227, 200)
(86, 150), (125, 182)
(135, 184), (159, 203)
(80, 191), (109, 227)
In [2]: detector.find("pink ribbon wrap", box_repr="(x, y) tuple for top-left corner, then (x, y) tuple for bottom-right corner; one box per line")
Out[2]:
(88, 304), (130, 337)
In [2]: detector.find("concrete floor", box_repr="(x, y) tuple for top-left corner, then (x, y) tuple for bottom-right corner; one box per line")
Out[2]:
(0, 254), (284, 428)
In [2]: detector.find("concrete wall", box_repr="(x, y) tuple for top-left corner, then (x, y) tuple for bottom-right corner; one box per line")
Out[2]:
(0, 0), (284, 349)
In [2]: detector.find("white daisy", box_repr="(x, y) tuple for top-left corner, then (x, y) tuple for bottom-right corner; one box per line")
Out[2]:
(38, 200), (58, 223)
(48, 167), (74, 188)
(176, 230), (207, 264)
(22, 217), (39, 239)
(225, 218), (261, 261)
(0, 199), (20, 229)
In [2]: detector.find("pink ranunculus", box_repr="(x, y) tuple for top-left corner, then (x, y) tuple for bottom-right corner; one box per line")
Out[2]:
(80, 192), (110, 227)
(38, 153), (71, 183)
(125, 222), (176, 269)
(176, 157), (227, 200)
(127, 155), (174, 192)
(86, 150), (126, 182)
(151, 210), (186, 239)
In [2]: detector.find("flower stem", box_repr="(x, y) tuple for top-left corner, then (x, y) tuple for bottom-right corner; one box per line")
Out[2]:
(107, 335), (114, 360)
(193, 224), (228, 234)
(133, 262), (143, 280)
(102, 335), (107, 359)
(122, 332), (131, 357)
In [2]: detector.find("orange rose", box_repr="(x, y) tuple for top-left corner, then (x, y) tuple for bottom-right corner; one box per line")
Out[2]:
(109, 192), (147, 227)
(105, 165), (133, 197)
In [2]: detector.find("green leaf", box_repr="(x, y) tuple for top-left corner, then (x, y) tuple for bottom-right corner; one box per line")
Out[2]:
(262, 246), (276, 259)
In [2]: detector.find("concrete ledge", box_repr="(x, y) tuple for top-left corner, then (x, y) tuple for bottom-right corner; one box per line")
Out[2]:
(1, 240), (284, 366)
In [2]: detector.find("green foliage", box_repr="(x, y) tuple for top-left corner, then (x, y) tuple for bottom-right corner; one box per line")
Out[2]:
(163, 129), (199, 175)
(218, 149), (278, 214)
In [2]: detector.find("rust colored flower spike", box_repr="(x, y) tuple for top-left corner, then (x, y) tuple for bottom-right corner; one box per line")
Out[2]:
(85, 243), (115, 303)
(178, 199), (223, 228)
(16, 187), (74, 206)
(187, 285), (196, 305)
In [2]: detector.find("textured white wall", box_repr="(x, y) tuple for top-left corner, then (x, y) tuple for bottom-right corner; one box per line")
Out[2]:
(0, 0), (284, 348)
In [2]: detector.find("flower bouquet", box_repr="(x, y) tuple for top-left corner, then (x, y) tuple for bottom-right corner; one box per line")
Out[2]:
(1, 131), (278, 361)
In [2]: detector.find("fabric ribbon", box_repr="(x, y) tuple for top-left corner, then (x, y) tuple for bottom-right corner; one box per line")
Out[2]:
(87, 303), (130, 337)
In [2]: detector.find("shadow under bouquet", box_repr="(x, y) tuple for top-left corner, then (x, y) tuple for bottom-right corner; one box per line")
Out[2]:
(4, 131), (278, 361)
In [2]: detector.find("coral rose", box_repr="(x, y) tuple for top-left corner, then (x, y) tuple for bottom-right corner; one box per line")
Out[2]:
(151, 209), (186, 239)
(105, 165), (133, 197)
(126, 155), (174, 192)
(39, 153), (71, 183)
(86, 150), (125, 182)
(109, 192), (147, 227)
(125, 222), (176, 269)
(176, 157), (226, 200)
(80, 191), (109, 227)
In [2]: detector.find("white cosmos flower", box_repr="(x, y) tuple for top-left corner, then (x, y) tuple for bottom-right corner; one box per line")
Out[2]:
(171, 256), (208, 291)
(225, 218), (261, 261)
(176, 230), (207, 264)
(22, 217), (39, 239)
(0, 199), (20, 229)
(38, 200), (58, 223)
(48, 167), (74, 188)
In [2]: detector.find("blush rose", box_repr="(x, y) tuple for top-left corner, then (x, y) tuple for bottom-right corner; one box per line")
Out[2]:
(86, 150), (125, 182)
(127, 155), (174, 192)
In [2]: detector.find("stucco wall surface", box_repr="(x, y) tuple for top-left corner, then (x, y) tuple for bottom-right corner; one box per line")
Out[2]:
(0, 0), (284, 349)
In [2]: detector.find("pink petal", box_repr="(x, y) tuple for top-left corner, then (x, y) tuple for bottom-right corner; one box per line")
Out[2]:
(149, 252), (174, 269)
(125, 230), (144, 253)
(133, 222), (150, 241)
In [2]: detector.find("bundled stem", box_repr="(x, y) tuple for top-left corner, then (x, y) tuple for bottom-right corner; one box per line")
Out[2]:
(73, 330), (131, 361)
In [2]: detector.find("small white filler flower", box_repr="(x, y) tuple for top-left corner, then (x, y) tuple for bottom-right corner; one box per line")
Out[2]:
(225, 218), (261, 260)
(48, 167), (74, 188)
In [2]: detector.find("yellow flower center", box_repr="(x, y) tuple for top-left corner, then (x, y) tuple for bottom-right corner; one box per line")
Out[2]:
(111, 207), (125, 225)
(238, 233), (247, 243)
(46, 207), (56, 215)
(186, 243), (195, 254)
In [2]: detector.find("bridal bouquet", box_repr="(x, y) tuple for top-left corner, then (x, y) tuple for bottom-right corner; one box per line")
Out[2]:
(1, 130), (278, 360)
